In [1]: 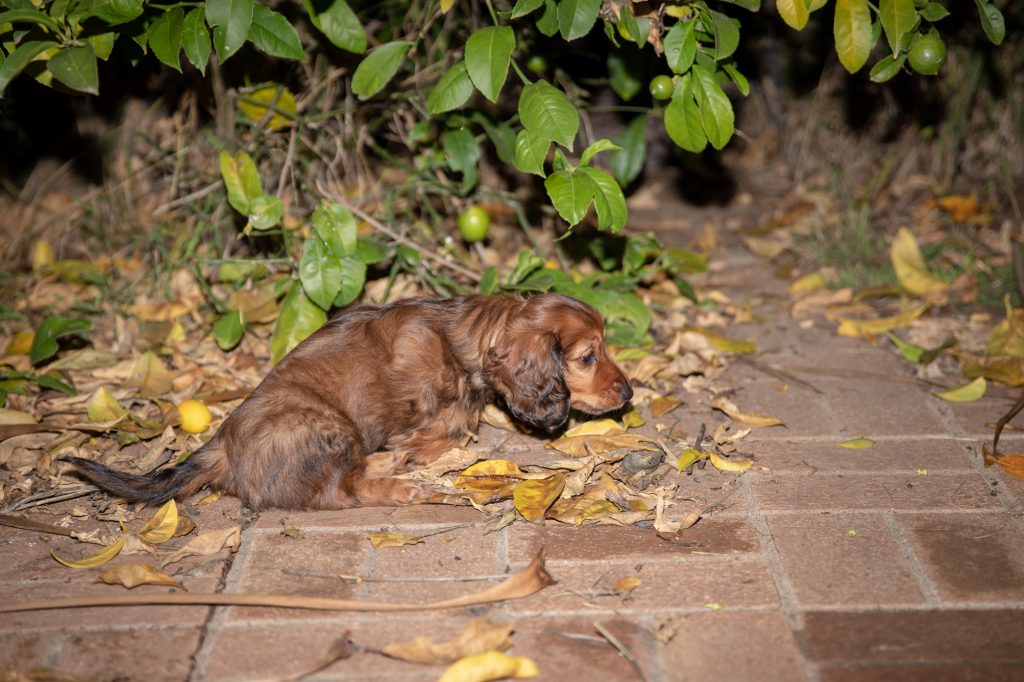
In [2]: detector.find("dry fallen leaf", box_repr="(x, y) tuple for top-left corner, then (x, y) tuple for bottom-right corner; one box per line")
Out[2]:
(838, 437), (876, 449)
(137, 499), (179, 544)
(513, 474), (565, 523)
(621, 408), (645, 428)
(438, 650), (538, 682)
(562, 419), (623, 438)
(708, 451), (753, 472)
(161, 526), (240, 566)
(51, 535), (126, 569)
(711, 397), (784, 428)
(87, 386), (128, 423)
(382, 619), (514, 664)
(836, 305), (929, 339)
(455, 460), (528, 492)
(547, 433), (658, 457)
(97, 562), (185, 590)
(367, 532), (424, 549)
(650, 395), (682, 418)
(613, 576), (643, 594)
(890, 227), (948, 296)
(123, 350), (174, 398)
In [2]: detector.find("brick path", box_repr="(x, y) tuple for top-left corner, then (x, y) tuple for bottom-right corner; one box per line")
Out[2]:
(3, 248), (1024, 681)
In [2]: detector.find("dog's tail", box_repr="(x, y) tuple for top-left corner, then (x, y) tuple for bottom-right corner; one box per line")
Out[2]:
(61, 440), (223, 506)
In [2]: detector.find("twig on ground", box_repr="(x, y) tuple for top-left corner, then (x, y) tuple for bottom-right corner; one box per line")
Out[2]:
(594, 621), (648, 682)
(993, 388), (1024, 455)
(1, 485), (98, 514)
(0, 513), (75, 536)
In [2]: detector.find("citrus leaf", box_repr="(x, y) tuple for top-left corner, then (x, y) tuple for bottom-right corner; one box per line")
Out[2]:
(85, 0), (144, 24)
(677, 447), (704, 471)
(97, 562), (184, 589)
(270, 285), (327, 365)
(0, 40), (59, 95)
(919, 2), (949, 21)
(891, 227), (947, 295)
(578, 166), (627, 232)
(29, 316), (91, 365)
(777, 0), (809, 29)
(879, 0), (918, 55)
(351, 40), (411, 100)
(707, 9), (740, 61)
(52, 535), (125, 569)
(935, 376), (986, 403)
(663, 20), (697, 73)
(248, 3), (304, 60)
(563, 418), (623, 438)
(607, 50), (643, 101)
(578, 138), (620, 167)
(218, 150), (263, 215)
(47, 45), (99, 95)
(869, 52), (906, 82)
(161, 526), (240, 566)
(137, 499), (179, 544)
(557, 0), (600, 40)
(887, 333), (924, 363)
(709, 451), (753, 472)
(246, 194), (284, 231)
(0, 8), (62, 33)
(513, 129), (550, 177)
(302, 0), (365, 53)
(691, 64), (734, 150)
(513, 474), (565, 522)
(544, 169), (595, 226)
(238, 84), (297, 131)
(213, 308), (245, 351)
(299, 235), (343, 310)
(518, 79), (579, 149)
(838, 437), (876, 449)
(465, 25), (514, 103)
(332, 254), (366, 308)
(974, 0), (1004, 45)
(664, 79), (707, 153)
(427, 61), (474, 115)
(206, 0), (254, 62)
(87, 386), (128, 422)
(148, 7), (184, 71)
(182, 7), (211, 74)
(711, 396), (785, 427)
(650, 395), (682, 417)
(834, 0), (873, 73)
(511, 0), (544, 19)
(123, 350), (173, 398)
(607, 115), (647, 187)
(837, 304), (929, 338)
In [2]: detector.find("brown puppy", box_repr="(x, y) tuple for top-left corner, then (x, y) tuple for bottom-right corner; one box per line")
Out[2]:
(64, 293), (632, 510)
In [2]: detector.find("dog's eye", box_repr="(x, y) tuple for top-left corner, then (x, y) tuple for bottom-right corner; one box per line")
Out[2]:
(578, 353), (597, 366)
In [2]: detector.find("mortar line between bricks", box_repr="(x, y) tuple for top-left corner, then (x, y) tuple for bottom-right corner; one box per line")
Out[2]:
(738, 477), (819, 682)
(881, 511), (942, 606)
(188, 523), (257, 682)
(760, 508), (1006, 517)
(741, 434), (990, 444)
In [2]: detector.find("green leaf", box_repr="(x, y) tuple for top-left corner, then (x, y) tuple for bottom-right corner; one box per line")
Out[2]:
(879, 0), (917, 55)
(465, 25), (514, 103)
(248, 3), (304, 60)
(722, 63), (749, 95)
(219, 150), (263, 214)
(663, 20), (697, 74)
(479, 266), (499, 294)
(48, 45), (99, 95)
(475, 115), (516, 164)
(708, 9), (740, 61)
(536, 0), (559, 36)
(0, 9), (61, 33)
(332, 255), (366, 307)
(84, 0), (143, 24)
(182, 8), (211, 74)
(578, 138), (621, 167)
(36, 374), (76, 396)
(518, 80), (579, 149)
(213, 309), (245, 351)
(776, 0), (809, 29)
(834, 0), (873, 73)
(579, 167), (627, 232)
(974, 0), (1004, 45)
(247, 194), (284, 230)
(719, 0), (760, 9)
(312, 201), (357, 256)
(544, 170), (595, 226)
(868, 52), (906, 82)
(510, 0), (543, 18)
(887, 333), (924, 363)
(607, 50), (643, 101)
(427, 60), (474, 114)
(30, 316), (92, 365)
(299, 235), (343, 310)
(356, 238), (389, 264)
(88, 32), (117, 60)
(302, 0), (365, 53)
(664, 77), (707, 153)
(270, 285), (326, 365)
(618, 5), (645, 47)
(607, 115), (647, 187)
(148, 7), (184, 71)
(557, 0), (600, 40)
(207, 0), (253, 62)
(443, 128), (480, 189)
(692, 64), (734, 150)
(919, 2), (949, 21)
(513, 129), (551, 177)
(0, 40), (58, 95)
(351, 40), (411, 100)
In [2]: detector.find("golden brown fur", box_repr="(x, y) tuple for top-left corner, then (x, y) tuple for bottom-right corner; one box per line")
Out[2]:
(63, 293), (632, 510)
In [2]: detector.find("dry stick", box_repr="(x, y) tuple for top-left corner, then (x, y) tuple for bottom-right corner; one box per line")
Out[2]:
(318, 183), (481, 283)
(992, 388), (1024, 455)
(1, 485), (98, 514)
(593, 621), (648, 682)
(0, 552), (554, 614)
(0, 513), (74, 537)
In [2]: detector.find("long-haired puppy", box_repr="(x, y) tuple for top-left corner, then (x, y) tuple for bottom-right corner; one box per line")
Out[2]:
(63, 293), (633, 510)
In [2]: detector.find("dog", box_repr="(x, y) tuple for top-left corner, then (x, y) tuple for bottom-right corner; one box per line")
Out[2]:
(63, 293), (633, 510)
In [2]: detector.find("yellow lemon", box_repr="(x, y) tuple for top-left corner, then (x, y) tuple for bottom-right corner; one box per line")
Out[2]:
(178, 400), (212, 434)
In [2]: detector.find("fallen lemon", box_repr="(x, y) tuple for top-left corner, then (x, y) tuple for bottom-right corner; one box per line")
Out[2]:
(178, 400), (212, 434)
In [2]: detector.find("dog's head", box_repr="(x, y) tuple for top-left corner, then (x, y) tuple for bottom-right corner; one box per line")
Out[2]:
(484, 293), (633, 430)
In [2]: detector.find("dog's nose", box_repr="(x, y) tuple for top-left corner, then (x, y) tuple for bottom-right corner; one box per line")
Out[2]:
(619, 381), (633, 403)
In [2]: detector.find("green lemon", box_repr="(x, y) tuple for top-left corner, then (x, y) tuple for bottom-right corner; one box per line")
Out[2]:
(649, 75), (674, 101)
(908, 34), (947, 76)
(457, 206), (491, 243)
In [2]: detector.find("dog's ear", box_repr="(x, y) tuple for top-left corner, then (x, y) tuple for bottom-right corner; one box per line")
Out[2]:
(485, 332), (569, 431)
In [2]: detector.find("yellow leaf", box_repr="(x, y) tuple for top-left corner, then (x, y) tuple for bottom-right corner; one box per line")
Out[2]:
(137, 499), (179, 544)
(4, 330), (34, 356)
(891, 227), (948, 296)
(621, 408), (645, 429)
(161, 526), (240, 567)
(31, 239), (55, 271)
(455, 460), (526, 491)
(563, 418), (624, 438)
(684, 327), (757, 354)
(836, 304), (929, 339)
(367, 532), (425, 549)
(124, 351), (174, 398)
(87, 386), (128, 423)
(613, 575), (642, 594)
(986, 301), (1024, 357)
(614, 348), (649, 362)
(676, 447), (704, 471)
(546, 497), (619, 525)
(935, 194), (980, 222)
(383, 619), (513, 664)
(789, 272), (827, 295)
(777, 0), (809, 29)
(237, 84), (298, 131)
(439, 651), (539, 682)
(196, 491), (223, 506)
(440, 0), (456, 12)
(0, 408), (37, 425)
(513, 475), (565, 523)
(711, 397), (785, 428)
(51, 535), (126, 569)
(651, 395), (682, 418)
(96, 562), (184, 589)
(838, 437), (876, 449)
(934, 377), (987, 403)
(708, 452), (753, 472)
